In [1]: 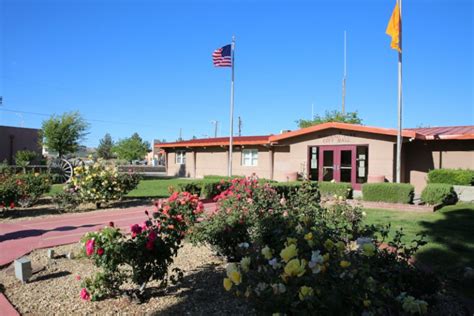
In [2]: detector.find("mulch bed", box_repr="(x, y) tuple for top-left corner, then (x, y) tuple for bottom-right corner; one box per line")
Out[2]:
(0, 242), (254, 315)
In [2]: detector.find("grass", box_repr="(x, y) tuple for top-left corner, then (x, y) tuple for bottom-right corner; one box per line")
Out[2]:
(364, 203), (474, 296)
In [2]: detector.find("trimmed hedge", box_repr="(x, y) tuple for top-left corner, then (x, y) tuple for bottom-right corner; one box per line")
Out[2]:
(272, 182), (303, 198)
(176, 182), (202, 196)
(427, 169), (474, 186)
(421, 183), (458, 205)
(362, 183), (414, 204)
(319, 182), (353, 199)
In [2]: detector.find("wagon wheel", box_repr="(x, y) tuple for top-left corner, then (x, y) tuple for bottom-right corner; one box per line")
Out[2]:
(49, 158), (74, 184)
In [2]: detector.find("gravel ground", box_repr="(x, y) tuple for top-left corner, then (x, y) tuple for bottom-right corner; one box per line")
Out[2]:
(0, 242), (254, 315)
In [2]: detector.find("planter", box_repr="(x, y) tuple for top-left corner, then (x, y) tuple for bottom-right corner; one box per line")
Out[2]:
(367, 175), (385, 183)
(453, 185), (474, 202)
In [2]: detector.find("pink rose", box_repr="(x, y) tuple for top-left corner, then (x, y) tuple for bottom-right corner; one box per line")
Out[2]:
(175, 214), (184, 223)
(130, 224), (142, 238)
(85, 239), (95, 256)
(80, 288), (90, 300)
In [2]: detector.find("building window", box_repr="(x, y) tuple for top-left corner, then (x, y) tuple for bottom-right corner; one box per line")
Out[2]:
(356, 146), (368, 183)
(175, 151), (186, 165)
(242, 149), (258, 166)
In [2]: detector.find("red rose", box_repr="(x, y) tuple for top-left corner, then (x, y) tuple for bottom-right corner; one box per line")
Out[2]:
(145, 240), (154, 250)
(9, 202), (15, 209)
(97, 248), (104, 256)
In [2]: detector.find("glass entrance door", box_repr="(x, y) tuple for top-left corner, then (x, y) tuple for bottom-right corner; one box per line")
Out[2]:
(318, 146), (356, 185)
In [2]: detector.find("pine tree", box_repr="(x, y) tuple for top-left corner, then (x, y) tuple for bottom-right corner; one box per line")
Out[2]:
(97, 133), (114, 160)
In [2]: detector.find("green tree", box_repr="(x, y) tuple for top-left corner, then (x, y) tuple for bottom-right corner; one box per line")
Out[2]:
(15, 150), (37, 173)
(296, 110), (362, 128)
(40, 112), (89, 158)
(97, 133), (115, 160)
(114, 133), (150, 162)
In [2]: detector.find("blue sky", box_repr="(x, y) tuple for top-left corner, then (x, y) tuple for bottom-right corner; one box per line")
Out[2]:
(1, 0), (473, 147)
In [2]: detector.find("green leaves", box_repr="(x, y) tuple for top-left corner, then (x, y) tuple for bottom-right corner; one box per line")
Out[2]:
(40, 112), (89, 158)
(296, 110), (362, 129)
(113, 133), (150, 162)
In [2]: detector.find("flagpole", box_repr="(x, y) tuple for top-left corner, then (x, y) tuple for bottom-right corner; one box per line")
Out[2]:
(228, 36), (235, 177)
(395, 0), (403, 183)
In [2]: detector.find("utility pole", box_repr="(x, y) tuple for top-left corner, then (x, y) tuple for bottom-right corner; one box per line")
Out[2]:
(210, 120), (219, 138)
(238, 116), (242, 136)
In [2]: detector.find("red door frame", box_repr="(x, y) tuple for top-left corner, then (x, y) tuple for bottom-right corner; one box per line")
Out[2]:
(317, 145), (357, 189)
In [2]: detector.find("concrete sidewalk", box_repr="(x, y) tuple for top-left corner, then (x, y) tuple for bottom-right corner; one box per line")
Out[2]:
(0, 202), (216, 315)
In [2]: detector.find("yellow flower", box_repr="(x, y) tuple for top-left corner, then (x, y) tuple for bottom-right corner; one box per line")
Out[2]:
(362, 243), (376, 257)
(340, 260), (351, 268)
(229, 270), (242, 285)
(286, 237), (298, 245)
(261, 246), (273, 260)
(223, 278), (233, 291)
(283, 259), (306, 277)
(240, 257), (251, 272)
(324, 239), (335, 250)
(298, 286), (314, 301)
(363, 299), (371, 307)
(304, 232), (313, 241)
(280, 244), (298, 263)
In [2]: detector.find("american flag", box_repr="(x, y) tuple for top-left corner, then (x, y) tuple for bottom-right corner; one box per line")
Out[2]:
(212, 44), (232, 67)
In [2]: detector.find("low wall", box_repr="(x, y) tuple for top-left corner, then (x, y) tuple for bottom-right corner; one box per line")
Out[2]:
(453, 185), (474, 202)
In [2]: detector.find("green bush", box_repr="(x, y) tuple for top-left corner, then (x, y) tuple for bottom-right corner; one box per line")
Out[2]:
(421, 183), (458, 205)
(319, 181), (353, 199)
(271, 182), (302, 198)
(427, 169), (474, 186)
(362, 183), (414, 204)
(176, 182), (202, 195)
(0, 173), (51, 208)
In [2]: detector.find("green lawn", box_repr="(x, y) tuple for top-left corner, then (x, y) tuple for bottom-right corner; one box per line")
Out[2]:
(49, 178), (200, 198)
(364, 203), (474, 277)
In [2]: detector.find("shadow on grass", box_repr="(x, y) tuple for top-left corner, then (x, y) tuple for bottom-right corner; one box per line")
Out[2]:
(416, 204), (474, 300)
(145, 263), (254, 316)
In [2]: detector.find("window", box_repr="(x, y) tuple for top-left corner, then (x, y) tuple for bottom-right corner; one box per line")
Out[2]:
(242, 149), (258, 166)
(356, 146), (368, 183)
(175, 151), (186, 165)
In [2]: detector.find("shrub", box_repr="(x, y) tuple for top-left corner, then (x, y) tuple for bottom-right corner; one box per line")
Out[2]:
(201, 180), (232, 199)
(176, 182), (202, 196)
(0, 173), (51, 209)
(15, 150), (37, 173)
(427, 169), (474, 186)
(421, 183), (458, 205)
(271, 182), (302, 198)
(52, 187), (81, 212)
(188, 177), (286, 260)
(16, 173), (52, 207)
(319, 181), (353, 199)
(80, 191), (204, 301)
(70, 160), (140, 208)
(362, 183), (414, 204)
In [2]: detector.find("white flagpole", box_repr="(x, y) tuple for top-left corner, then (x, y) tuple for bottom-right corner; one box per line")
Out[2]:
(228, 36), (235, 177)
(396, 0), (403, 183)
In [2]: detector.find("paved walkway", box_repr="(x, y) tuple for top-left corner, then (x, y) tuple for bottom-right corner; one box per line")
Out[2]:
(0, 202), (216, 315)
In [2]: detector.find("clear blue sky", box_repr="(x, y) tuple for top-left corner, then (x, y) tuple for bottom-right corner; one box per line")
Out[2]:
(1, 0), (473, 147)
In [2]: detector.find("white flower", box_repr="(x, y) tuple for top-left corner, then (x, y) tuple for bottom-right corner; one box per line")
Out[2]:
(271, 283), (286, 294)
(240, 257), (251, 272)
(308, 250), (324, 274)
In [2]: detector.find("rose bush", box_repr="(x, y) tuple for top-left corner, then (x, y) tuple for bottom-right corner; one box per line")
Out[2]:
(211, 181), (446, 314)
(58, 159), (140, 210)
(80, 191), (204, 301)
(0, 172), (51, 210)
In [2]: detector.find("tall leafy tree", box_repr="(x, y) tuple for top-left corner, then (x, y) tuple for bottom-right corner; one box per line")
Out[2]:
(97, 133), (115, 160)
(114, 133), (150, 162)
(296, 110), (362, 128)
(40, 112), (89, 157)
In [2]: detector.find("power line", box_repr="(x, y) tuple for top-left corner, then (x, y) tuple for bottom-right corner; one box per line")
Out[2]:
(0, 108), (164, 128)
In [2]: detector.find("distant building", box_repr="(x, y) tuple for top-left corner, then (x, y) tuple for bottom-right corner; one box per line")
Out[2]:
(156, 122), (474, 192)
(0, 125), (42, 164)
